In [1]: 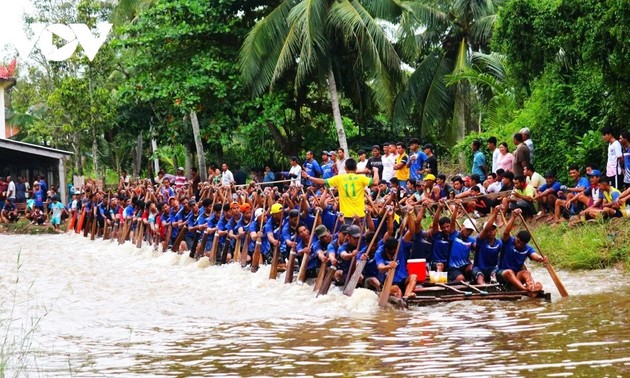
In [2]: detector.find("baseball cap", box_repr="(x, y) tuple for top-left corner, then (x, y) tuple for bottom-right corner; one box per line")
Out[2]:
(463, 219), (476, 231)
(230, 202), (241, 210)
(240, 203), (252, 212)
(315, 225), (328, 239)
(587, 169), (601, 177)
(483, 221), (497, 229)
(177, 166), (184, 171)
(348, 225), (361, 238)
(254, 208), (264, 219)
(188, 199), (197, 206)
(328, 150), (337, 156)
(289, 209), (300, 217)
(270, 203), (283, 214)
(424, 174), (436, 181)
(422, 143), (433, 150)
(339, 224), (350, 234)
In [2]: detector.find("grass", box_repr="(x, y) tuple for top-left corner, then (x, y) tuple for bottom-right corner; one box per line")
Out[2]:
(534, 218), (630, 271)
(0, 219), (57, 235)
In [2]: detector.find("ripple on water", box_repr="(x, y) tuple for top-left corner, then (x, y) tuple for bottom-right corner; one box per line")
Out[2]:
(1, 234), (630, 377)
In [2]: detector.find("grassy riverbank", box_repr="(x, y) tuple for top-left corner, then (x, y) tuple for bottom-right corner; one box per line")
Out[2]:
(0, 219), (58, 235)
(533, 218), (630, 271)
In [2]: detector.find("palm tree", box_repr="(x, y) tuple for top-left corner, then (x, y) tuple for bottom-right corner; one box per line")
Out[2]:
(369, 0), (502, 146)
(240, 0), (402, 155)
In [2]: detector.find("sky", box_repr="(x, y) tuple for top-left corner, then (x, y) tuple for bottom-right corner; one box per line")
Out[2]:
(0, 1), (33, 60)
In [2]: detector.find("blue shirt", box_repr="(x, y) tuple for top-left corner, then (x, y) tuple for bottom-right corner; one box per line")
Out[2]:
(409, 151), (428, 181)
(499, 236), (535, 271)
(472, 150), (486, 182)
(337, 240), (365, 274)
(432, 231), (456, 263)
(374, 240), (412, 284)
(474, 236), (502, 270)
(304, 159), (323, 185)
(411, 230), (433, 261)
(296, 237), (318, 270)
(357, 240), (383, 280)
(448, 231), (475, 269)
(321, 161), (335, 179)
(539, 181), (562, 193)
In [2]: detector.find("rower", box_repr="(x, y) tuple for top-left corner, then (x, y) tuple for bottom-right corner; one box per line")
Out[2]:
(473, 206), (502, 285)
(496, 208), (547, 294)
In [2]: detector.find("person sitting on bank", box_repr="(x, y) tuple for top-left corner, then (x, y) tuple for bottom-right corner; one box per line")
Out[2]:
(500, 174), (536, 220)
(534, 171), (563, 221)
(581, 177), (623, 220)
(497, 208), (547, 295)
(1, 200), (19, 223)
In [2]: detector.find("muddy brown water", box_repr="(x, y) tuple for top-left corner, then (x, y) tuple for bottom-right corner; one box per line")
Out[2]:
(1, 234), (628, 377)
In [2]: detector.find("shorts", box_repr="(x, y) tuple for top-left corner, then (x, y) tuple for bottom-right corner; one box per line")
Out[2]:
(495, 269), (513, 285)
(472, 267), (495, 282)
(393, 281), (407, 293)
(447, 264), (471, 282)
(51, 215), (61, 225)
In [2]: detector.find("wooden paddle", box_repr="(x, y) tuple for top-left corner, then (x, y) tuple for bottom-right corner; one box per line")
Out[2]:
(250, 198), (268, 273)
(172, 225), (187, 253)
(436, 282), (472, 296)
(378, 215), (409, 308)
(219, 239), (230, 265)
(343, 214), (387, 297)
(517, 213), (569, 298)
(296, 209), (321, 284)
(316, 265), (337, 297)
(284, 245), (297, 284)
(269, 215), (285, 280)
(67, 210), (77, 233)
(341, 228), (363, 292)
(207, 192), (228, 265)
(135, 221), (144, 248)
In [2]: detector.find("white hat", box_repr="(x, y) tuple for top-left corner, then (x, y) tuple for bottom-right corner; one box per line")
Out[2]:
(483, 221), (497, 229)
(519, 127), (530, 135)
(255, 208), (264, 219)
(177, 166), (184, 171)
(463, 219), (476, 231)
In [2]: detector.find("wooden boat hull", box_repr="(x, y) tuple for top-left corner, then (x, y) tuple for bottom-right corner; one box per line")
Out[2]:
(406, 282), (551, 306)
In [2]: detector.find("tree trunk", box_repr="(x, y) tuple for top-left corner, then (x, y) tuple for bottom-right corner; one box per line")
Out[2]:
(451, 83), (467, 167)
(92, 129), (99, 182)
(184, 145), (192, 177)
(75, 134), (83, 176)
(190, 110), (207, 181)
(327, 68), (348, 156)
(134, 131), (143, 178)
(151, 136), (160, 175)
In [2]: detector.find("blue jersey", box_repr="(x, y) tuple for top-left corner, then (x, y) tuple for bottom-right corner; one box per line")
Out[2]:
(337, 240), (365, 274)
(374, 239), (412, 284)
(498, 236), (534, 271)
(448, 231), (475, 269)
(280, 220), (298, 255)
(304, 159), (323, 185)
(34, 189), (45, 207)
(432, 231), (456, 263)
(411, 230), (433, 260)
(474, 236), (502, 270)
(409, 151), (428, 181)
(357, 240), (384, 280)
(321, 207), (337, 232)
(321, 161), (335, 179)
(296, 237), (318, 270)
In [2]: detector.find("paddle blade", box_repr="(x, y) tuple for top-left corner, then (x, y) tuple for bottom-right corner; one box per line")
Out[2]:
(343, 260), (366, 297)
(545, 263), (569, 297)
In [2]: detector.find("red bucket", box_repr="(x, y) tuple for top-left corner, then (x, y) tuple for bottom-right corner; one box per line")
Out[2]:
(407, 259), (426, 282)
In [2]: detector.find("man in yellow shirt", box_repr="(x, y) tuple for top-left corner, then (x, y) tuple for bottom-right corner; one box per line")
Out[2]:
(303, 158), (379, 221)
(394, 142), (410, 187)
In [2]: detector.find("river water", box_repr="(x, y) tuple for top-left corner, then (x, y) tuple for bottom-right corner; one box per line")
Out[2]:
(1, 234), (629, 377)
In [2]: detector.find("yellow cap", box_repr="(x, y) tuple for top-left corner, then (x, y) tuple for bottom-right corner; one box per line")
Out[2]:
(270, 203), (283, 214)
(424, 174), (436, 181)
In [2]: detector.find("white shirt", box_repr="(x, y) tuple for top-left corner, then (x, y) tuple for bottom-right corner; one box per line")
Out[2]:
(7, 180), (16, 199)
(382, 154), (396, 181)
(492, 148), (501, 173)
(221, 170), (235, 187)
(335, 159), (346, 175)
(289, 165), (302, 187)
(607, 140), (623, 177)
(356, 159), (368, 175)
(487, 181), (502, 193)
(524, 139), (534, 163)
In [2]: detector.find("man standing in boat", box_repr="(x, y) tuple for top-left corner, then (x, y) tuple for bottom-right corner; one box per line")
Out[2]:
(302, 158), (379, 224)
(497, 208), (547, 294)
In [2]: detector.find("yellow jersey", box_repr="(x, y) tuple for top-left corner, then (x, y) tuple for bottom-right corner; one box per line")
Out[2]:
(325, 173), (373, 218)
(395, 153), (410, 181)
